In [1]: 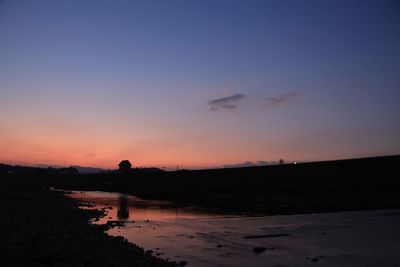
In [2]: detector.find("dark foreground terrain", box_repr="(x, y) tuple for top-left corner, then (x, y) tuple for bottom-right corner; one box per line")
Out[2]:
(0, 155), (399, 266)
(0, 184), (180, 267)
(2, 155), (400, 215)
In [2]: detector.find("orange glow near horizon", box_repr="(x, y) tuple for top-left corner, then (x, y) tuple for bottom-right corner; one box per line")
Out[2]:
(0, 138), (382, 170)
(0, 132), (304, 170)
(1, 113), (397, 170)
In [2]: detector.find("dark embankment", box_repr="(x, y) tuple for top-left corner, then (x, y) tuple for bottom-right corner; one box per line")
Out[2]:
(2, 155), (400, 214)
(0, 183), (179, 267)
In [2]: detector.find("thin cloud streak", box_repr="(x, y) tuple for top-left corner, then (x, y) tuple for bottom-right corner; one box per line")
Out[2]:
(224, 161), (270, 168)
(266, 92), (298, 106)
(208, 93), (245, 111)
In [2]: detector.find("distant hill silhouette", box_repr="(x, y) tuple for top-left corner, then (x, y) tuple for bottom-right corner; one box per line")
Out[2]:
(0, 164), (79, 176)
(71, 166), (108, 174)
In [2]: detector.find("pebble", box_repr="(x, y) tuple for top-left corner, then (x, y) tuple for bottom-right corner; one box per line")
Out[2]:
(253, 247), (267, 253)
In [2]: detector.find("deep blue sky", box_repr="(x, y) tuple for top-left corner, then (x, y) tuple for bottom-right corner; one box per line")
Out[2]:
(0, 0), (399, 168)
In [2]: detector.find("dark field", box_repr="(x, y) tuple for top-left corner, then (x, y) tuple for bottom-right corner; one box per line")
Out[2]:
(48, 155), (400, 214)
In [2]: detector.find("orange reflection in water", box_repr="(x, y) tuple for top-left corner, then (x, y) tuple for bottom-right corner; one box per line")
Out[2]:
(67, 190), (220, 224)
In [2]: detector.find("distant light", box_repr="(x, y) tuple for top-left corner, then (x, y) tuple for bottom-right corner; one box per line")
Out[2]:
(294, 161), (297, 164)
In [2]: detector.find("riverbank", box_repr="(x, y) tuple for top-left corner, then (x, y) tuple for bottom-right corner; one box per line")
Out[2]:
(0, 184), (180, 267)
(2, 155), (400, 216)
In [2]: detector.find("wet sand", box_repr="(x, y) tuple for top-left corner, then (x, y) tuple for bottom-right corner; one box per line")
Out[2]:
(0, 185), (180, 267)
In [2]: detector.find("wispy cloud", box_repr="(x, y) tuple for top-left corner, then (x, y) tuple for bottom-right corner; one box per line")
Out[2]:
(266, 92), (297, 106)
(224, 161), (270, 168)
(208, 93), (245, 111)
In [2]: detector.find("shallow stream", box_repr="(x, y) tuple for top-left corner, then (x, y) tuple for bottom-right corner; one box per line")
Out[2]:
(67, 190), (400, 267)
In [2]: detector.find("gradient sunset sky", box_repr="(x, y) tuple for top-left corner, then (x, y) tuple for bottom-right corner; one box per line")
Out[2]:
(1, 0), (399, 169)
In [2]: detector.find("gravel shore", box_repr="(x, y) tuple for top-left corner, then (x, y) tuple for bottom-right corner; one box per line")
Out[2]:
(0, 185), (180, 267)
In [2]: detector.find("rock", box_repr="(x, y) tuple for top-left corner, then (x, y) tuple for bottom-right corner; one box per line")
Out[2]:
(244, 233), (289, 239)
(311, 257), (319, 262)
(106, 220), (125, 227)
(253, 247), (267, 253)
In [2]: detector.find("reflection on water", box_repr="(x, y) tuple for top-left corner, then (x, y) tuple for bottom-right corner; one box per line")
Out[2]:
(117, 195), (129, 220)
(68, 191), (220, 223)
(67, 190), (400, 267)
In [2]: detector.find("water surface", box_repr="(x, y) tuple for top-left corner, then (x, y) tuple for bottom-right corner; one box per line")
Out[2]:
(67, 190), (400, 267)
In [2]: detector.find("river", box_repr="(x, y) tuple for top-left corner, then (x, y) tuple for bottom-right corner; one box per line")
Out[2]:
(67, 190), (400, 267)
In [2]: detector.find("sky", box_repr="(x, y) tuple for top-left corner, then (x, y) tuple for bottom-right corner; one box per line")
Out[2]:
(0, 0), (399, 169)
